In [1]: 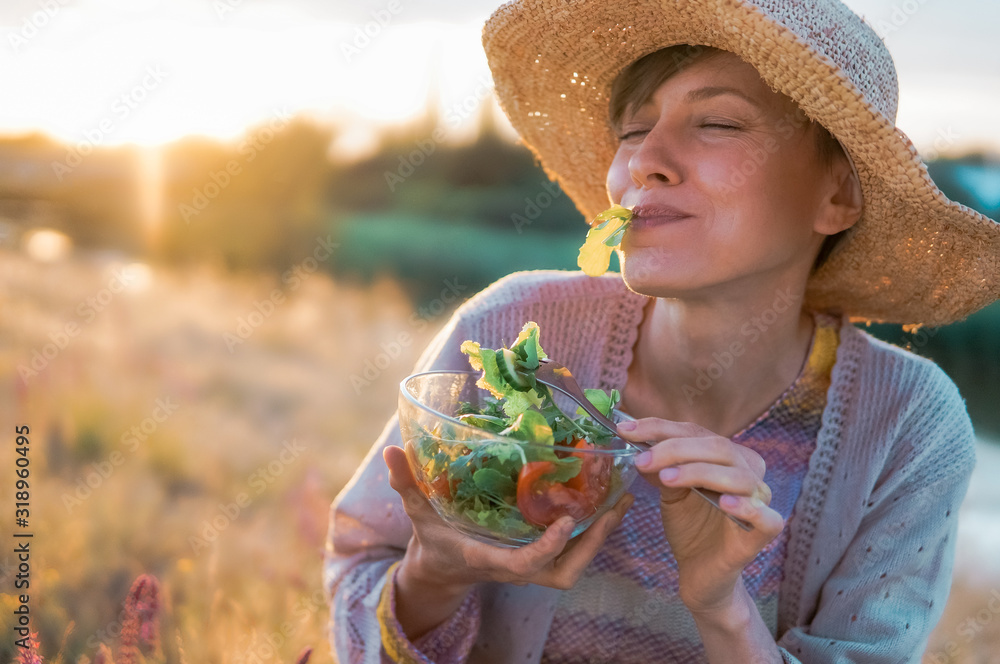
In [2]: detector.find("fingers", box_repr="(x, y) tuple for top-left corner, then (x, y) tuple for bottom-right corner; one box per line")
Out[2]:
(543, 493), (634, 589)
(478, 493), (635, 589)
(480, 516), (577, 581)
(384, 444), (436, 518)
(625, 423), (766, 478)
(719, 493), (784, 538)
(751, 480), (772, 506)
(634, 436), (741, 471)
(655, 461), (760, 498)
(736, 445), (767, 478)
(618, 417), (709, 443)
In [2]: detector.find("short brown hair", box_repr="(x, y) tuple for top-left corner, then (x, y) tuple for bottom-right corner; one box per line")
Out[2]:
(609, 44), (848, 269)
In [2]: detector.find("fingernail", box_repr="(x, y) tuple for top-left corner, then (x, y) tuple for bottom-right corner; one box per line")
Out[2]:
(617, 421), (636, 432)
(721, 494), (740, 509)
(659, 467), (679, 482)
(635, 451), (651, 467)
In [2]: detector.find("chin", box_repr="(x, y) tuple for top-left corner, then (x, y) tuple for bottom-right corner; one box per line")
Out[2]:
(618, 248), (715, 299)
(620, 258), (680, 298)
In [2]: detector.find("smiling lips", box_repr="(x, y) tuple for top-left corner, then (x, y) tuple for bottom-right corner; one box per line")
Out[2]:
(629, 204), (693, 231)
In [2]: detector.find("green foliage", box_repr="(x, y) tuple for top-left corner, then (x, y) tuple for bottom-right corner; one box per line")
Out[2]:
(328, 212), (608, 305)
(0, 119), (994, 435)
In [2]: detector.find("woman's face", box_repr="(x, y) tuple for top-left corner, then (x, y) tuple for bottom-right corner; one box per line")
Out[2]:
(606, 51), (848, 300)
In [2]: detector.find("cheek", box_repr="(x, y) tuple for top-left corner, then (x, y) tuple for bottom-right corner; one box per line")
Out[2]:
(703, 146), (814, 230)
(606, 151), (632, 202)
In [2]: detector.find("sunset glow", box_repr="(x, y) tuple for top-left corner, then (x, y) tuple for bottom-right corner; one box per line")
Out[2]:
(0, 0), (997, 157)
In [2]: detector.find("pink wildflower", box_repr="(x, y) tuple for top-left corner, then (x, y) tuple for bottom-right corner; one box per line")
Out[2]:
(118, 574), (161, 664)
(16, 631), (43, 664)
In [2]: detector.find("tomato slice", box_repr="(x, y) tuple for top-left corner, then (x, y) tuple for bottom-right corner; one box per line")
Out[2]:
(564, 438), (612, 509)
(420, 470), (453, 501)
(517, 461), (596, 527)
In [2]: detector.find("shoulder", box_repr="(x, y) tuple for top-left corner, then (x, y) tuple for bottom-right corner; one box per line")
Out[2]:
(457, 270), (637, 315)
(840, 321), (967, 414)
(450, 269), (645, 336)
(836, 320), (976, 482)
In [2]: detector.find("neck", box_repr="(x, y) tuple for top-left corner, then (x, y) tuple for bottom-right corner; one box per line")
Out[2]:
(624, 285), (815, 438)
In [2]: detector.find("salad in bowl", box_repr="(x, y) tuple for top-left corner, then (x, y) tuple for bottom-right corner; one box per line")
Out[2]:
(397, 322), (640, 547)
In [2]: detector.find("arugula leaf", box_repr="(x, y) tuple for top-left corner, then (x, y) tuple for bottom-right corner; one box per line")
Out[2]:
(501, 389), (543, 419)
(500, 410), (554, 445)
(510, 322), (547, 370)
(456, 414), (505, 433)
(577, 205), (633, 277)
(462, 328), (547, 404)
(473, 467), (516, 501)
(449, 321), (627, 540)
(576, 388), (621, 418)
(542, 456), (583, 483)
(460, 340), (484, 371)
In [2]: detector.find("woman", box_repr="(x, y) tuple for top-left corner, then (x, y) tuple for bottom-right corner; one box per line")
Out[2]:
(324, 1), (1000, 662)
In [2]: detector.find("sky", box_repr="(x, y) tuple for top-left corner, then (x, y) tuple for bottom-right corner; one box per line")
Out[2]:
(1, 0), (998, 158)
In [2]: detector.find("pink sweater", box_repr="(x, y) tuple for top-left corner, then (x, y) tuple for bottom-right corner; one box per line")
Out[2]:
(324, 270), (976, 664)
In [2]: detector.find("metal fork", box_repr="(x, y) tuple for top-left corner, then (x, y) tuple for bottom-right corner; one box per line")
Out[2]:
(534, 358), (753, 531)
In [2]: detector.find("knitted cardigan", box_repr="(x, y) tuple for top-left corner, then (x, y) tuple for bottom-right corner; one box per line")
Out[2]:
(324, 270), (977, 664)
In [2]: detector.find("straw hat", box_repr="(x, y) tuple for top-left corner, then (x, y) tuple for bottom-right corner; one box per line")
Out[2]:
(482, 0), (1000, 326)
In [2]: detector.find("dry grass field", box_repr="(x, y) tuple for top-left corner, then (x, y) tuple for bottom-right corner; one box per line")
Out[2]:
(1, 247), (997, 663)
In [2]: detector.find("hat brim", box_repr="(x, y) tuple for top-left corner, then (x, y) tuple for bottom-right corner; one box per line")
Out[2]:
(483, 0), (1000, 325)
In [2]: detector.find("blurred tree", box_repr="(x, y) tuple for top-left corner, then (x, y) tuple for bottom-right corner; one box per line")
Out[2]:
(157, 116), (337, 270)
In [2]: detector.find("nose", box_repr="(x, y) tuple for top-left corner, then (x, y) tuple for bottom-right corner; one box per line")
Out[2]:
(627, 125), (682, 189)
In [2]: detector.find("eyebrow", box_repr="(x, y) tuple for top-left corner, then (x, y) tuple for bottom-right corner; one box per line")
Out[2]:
(685, 86), (764, 110)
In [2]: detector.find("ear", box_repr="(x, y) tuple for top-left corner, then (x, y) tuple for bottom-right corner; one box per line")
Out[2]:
(814, 152), (863, 236)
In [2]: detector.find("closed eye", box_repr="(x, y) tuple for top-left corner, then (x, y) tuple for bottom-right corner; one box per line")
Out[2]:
(616, 130), (649, 141)
(701, 123), (741, 130)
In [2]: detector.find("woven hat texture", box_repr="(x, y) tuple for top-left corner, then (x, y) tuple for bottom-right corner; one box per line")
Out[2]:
(483, 0), (1000, 325)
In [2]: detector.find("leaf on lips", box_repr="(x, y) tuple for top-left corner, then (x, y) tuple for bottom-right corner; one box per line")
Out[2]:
(577, 205), (633, 277)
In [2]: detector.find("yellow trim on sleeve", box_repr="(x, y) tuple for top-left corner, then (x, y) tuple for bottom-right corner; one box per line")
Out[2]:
(377, 560), (425, 664)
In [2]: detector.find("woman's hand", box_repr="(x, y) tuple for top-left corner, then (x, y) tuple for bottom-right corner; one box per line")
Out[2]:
(616, 418), (784, 616)
(383, 444), (633, 638)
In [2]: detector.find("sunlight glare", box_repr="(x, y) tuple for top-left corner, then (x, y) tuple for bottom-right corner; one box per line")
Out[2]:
(24, 228), (73, 262)
(137, 146), (164, 245)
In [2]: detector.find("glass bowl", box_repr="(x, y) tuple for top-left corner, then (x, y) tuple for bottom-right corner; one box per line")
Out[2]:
(398, 370), (640, 547)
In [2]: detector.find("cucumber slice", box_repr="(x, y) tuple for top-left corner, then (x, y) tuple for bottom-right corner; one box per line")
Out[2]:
(496, 348), (532, 392)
